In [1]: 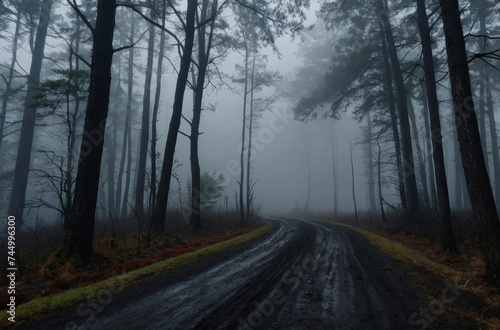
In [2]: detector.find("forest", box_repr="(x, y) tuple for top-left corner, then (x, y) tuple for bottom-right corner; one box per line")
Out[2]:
(0, 0), (500, 327)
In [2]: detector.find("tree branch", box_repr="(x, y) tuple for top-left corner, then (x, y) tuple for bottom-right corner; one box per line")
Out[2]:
(67, 0), (95, 34)
(178, 130), (191, 139)
(181, 114), (192, 126)
(234, 0), (285, 25)
(117, 2), (183, 51)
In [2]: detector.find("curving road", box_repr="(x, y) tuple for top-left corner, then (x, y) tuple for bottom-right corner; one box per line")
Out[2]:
(20, 218), (444, 329)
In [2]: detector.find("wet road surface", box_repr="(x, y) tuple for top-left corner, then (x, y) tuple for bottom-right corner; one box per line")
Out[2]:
(20, 218), (439, 329)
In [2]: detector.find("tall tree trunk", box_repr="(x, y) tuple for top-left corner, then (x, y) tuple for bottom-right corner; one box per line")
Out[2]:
(239, 37), (249, 227)
(473, 0), (489, 165)
(64, 0), (117, 260)
(421, 82), (438, 213)
(475, 0), (500, 203)
(452, 117), (466, 210)
(9, 0), (53, 226)
(304, 127), (311, 214)
(407, 96), (431, 214)
(63, 14), (82, 233)
(121, 117), (133, 219)
(416, 0), (457, 252)
(376, 135), (386, 223)
(350, 142), (358, 223)
(107, 113), (117, 217)
(478, 71), (487, 161)
(116, 15), (134, 217)
(105, 24), (118, 220)
(366, 111), (377, 214)
(151, 0), (197, 232)
(150, 1), (167, 216)
(246, 36), (257, 224)
(485, 73), (500, 203)
(190, 0), (217, 230)
(135, 8), (155, 220)
(439, 0), (500, 284)
(380, 27), (408, 214)
(377, 0), (419, 221)
(330, 118), (338, 217)
(0, 10), (21, 152)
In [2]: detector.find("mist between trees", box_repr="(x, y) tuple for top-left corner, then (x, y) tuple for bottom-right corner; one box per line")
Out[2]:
(0, 0), (499, 285)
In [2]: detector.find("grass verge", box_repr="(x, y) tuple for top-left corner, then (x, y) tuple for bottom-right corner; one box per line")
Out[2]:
(314, 220), (452, 275)
(1, 223), (273, 328)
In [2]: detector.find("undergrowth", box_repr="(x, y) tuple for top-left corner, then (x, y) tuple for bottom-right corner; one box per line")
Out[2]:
(0, 211), (265, 322)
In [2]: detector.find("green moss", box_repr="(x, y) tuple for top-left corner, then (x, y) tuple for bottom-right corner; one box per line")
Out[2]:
(1, 224), (273, 327)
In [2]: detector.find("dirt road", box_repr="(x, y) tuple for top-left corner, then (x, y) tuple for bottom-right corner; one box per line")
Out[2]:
(18, 218), (448, 329)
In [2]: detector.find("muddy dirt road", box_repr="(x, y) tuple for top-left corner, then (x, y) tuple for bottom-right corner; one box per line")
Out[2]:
(20, 218), (446, 329)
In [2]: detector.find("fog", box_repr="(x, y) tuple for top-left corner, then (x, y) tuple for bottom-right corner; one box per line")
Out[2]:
(132, 25), (372, 216)
(2, 0), (496, 231)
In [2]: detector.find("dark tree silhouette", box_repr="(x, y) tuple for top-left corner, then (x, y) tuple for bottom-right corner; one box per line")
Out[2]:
(151, 0), (197, 232)
(416, 0), (457, 252)
(63, 0), (117, 259)
(440, 0), (500, 284)
(9, 0), (53, 227)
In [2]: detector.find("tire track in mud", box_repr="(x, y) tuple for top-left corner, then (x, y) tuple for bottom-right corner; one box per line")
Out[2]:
(20, 218), (440, 329)
(228, 220), (395, 330)
(198, 219), (427, 330)
(83, 218), (309, 329)
(194, 218), (316, 329)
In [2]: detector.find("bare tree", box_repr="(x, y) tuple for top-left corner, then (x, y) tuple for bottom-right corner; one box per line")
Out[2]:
(151, 0), (197, 232)
(135, 3), (156, 220)
(0, 3), (21, 152)
(9, 0), (53, 227)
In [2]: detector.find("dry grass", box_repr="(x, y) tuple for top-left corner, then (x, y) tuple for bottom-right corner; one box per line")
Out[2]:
(0, 210), (266, 325)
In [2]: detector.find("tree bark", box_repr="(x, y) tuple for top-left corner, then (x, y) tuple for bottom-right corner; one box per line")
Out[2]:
(107, 113), (117, 217)
(63, 14), (82, 234)
(380, 26), (408, 215)
(350, 142), (358, 223)
(64, 0), (117, 260)
(377, 0), (419, 221)
(421, 82), (438, 214)
(376, 136), (386, 223)
(485, 73), (500, 203)
(330, 118), (338, 217)
(150, 0), (167, 216)
(135, 8), (155, 220)
(116, 13), (134, 218)
(190, 0), (217, 230)
(416, 0), (457, 252)
(452, 116), (468, 210)
(121, 115), (133, 219)
(439, 0), (500, 284)
(366, 111), (377, 214)
(472, 0), (489, 165)
(151, 0), (197, 232)
(407, 97), (431, 215)
(239, 36), (249, 227)
(9, 0), (53, 225)
(475, 0), (500, 203)
(0, 9), (20, 152)
(246, 36), (257, 224)
(304, 127), (311, 214)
